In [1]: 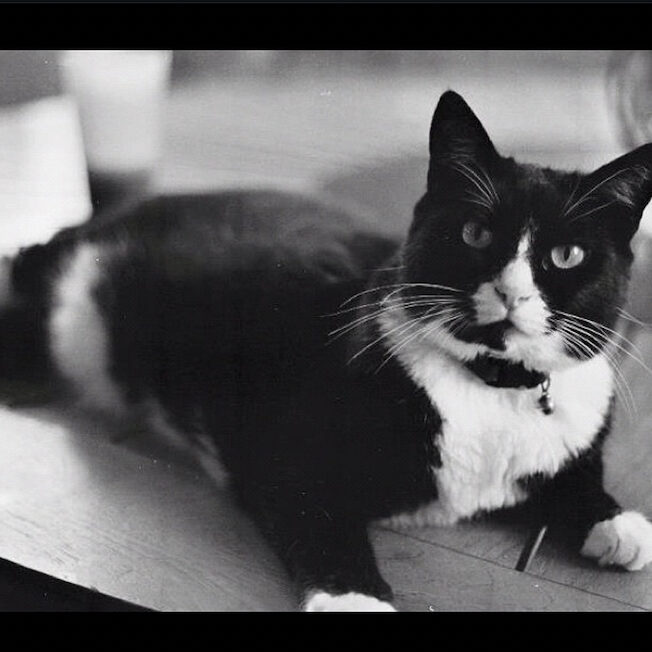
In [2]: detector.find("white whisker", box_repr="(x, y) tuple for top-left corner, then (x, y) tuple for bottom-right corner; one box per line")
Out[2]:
(567, 199), (618, 223)
(328, 298), (462, 339)
(563, 167), (633, 217)
(475, 164), (500, 205)
(450, 161), (498, 207)
(560, 177), (581, 216)
(339, 282), (463, 308)
(557, 320), (636, 418)
(374, 310), (465, 373)
(346, 307), (457, 365)
(555, 310), (648, 365)
(326, 293), (459, 318)
(565, 321), (651, 380)
(616, 307), (652, 330)
(462, 193), (494, 211)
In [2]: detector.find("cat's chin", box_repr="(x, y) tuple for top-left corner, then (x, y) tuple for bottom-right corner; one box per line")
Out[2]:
(501, 328), (577, 373)
(426, 321), (577, 374)
(379, 308), (578, 374)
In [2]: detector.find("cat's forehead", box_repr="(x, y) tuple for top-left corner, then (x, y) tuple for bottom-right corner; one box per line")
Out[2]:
(488, 162), (585, 228)
(513, 162), (552, 184)
(496, 161), (576, 203)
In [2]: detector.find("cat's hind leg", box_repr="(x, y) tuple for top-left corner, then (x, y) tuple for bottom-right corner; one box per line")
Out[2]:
(249, 496), (396, 612)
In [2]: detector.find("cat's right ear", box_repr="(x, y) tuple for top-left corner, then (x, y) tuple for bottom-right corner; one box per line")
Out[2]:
(578, 143), (652, 236)
(427, 91), (499, 191)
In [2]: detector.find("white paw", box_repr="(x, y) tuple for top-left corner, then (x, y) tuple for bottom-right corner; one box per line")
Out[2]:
(303, 591), (396, 612)
(581, 511), (652, 571)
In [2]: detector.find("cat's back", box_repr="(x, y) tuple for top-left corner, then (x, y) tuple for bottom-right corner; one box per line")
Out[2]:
(76, 189), (399, 360)
(75, 189), (397, 283)
(39, 189), (398, 418)
(33, 188), (400, 319)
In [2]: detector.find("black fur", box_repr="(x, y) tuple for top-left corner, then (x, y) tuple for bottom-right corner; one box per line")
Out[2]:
(2, 91), (652, 609)
(521, 400), (621, 547)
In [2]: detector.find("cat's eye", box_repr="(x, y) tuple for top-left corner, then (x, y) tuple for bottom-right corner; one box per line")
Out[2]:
(462, 221), (492, 249)
(549, 244), (586, 269)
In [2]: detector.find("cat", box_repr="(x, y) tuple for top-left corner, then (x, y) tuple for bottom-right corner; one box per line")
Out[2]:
(2, 89), (652, 611)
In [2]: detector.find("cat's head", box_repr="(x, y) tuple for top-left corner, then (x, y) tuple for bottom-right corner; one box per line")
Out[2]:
(400, 90), (652, 372)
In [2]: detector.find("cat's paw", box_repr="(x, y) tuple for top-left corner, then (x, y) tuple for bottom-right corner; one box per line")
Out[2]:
(303, 591), (396, 612)
(581, 511), (652, 571)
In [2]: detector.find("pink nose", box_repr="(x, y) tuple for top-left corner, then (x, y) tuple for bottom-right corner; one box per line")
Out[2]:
(494, 286), (531, 310)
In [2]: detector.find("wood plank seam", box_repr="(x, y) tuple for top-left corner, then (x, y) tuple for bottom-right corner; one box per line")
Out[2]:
(378, 524), (650, 611)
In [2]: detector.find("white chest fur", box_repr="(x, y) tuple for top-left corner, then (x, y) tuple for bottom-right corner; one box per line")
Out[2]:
(385, 347), (614, 527)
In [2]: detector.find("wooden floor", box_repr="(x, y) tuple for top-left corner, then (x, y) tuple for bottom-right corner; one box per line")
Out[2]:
(1, 52), (652, 611)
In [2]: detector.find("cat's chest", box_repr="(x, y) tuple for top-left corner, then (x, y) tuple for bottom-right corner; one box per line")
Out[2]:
(386, 352), (613, 527)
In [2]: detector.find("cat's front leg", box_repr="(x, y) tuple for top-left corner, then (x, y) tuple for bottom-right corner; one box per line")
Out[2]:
(534, 434), (652, 571)
(252, 498), (396, 611)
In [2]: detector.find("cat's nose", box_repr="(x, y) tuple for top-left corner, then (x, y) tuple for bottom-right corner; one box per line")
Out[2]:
(494, 286), (531, 310)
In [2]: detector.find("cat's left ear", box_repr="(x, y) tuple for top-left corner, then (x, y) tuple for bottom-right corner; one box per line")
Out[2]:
(580, 144), (652, 235)
(427, 90), (499, 192)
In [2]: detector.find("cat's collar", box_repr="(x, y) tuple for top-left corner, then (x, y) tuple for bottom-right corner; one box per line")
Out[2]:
(464, 355), (554, 414)
(463, 355), (546, 389)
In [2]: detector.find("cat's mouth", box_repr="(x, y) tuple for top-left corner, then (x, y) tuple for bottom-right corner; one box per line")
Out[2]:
(454, 318), (526, 351)
(498, 318), (531, 337)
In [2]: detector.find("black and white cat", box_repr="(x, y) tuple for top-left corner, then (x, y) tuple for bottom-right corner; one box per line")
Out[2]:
(3, 90), (652, 611)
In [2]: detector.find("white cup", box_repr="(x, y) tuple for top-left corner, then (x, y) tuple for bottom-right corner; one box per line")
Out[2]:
(59, 50), (172, 208)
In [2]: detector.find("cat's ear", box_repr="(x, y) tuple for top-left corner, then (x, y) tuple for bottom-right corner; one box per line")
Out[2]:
(577, 144), (652, 235)
(427, 91), (498, 190)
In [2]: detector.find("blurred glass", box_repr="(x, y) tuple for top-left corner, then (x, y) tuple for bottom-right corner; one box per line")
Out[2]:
(58, 50), (172, 212)
(608, 50), (652, 149)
